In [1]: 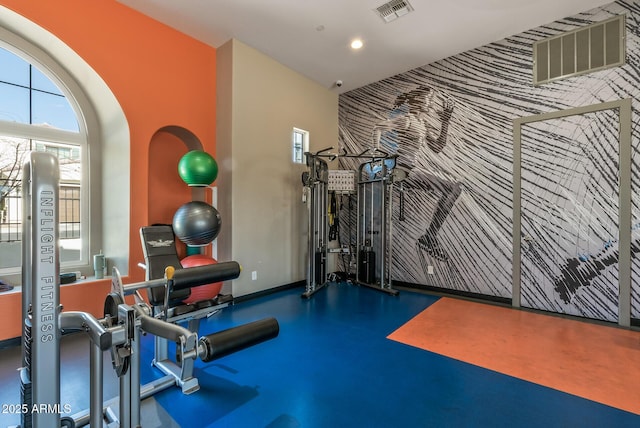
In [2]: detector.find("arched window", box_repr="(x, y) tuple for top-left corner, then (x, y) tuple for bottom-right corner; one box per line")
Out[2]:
(0, 6), (131, 285)
(0, 44), (89, 278)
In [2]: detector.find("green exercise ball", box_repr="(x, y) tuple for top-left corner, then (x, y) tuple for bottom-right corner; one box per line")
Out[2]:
(178, 150), (218, 186)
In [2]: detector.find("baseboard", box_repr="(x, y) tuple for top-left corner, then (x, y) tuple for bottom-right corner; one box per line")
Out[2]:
(394, 281), (511, 305)
(233, 280), (305, 304)
(395, 281), (640, 328)
(0, 336), (20, 350)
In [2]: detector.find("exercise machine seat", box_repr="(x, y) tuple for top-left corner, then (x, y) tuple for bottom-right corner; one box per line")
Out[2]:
(140, 225), (191, 306)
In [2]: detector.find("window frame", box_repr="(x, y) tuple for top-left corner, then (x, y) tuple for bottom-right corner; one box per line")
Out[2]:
(292, 127), (309, 164)
(0, 37), (99, 284)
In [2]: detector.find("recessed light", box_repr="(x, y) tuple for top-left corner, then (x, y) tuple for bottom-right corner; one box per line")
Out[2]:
(350, 39), (363, 50)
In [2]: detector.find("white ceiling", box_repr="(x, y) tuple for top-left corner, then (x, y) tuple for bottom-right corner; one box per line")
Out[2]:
(117, 0), (613, 93)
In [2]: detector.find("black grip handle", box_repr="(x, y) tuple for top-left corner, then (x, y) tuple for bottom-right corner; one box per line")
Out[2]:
(139, 313), (186, 342)
(199, 317), (279, 362)
(171, 261), (241, 291)
(399, 188), (405, 221)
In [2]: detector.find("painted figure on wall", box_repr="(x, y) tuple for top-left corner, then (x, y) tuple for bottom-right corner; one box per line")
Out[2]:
(373, 85), (459, 261)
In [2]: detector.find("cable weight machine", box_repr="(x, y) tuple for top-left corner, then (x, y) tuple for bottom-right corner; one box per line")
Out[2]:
(301, 149), (331, 298)
(356, 156), (399, 295)
(301, 147), (402, 297)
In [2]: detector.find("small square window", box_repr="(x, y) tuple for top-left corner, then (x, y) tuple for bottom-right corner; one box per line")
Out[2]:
(292, 128), (309, 164)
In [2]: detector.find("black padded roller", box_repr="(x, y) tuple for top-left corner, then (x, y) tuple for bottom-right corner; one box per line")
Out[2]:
(172, 261), (241, 291)
(199, 317), (279, 362)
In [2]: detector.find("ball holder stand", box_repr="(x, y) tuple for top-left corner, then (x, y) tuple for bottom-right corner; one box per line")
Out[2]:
(16, 152), (279, 428)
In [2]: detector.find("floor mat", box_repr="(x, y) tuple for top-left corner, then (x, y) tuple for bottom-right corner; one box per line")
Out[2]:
(388, 297), (640, 415)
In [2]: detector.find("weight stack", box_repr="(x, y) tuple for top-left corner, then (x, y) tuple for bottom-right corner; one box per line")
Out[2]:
(314, 251), (326, 285)
(358, 250), (376, 284)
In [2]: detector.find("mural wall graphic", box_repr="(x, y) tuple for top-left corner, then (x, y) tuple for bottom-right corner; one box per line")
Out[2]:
(520, 109), (622, 320)
(337, 0), (640, 322)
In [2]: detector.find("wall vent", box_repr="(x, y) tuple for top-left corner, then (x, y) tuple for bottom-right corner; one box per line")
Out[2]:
(533, 15), (626, 85)
(375, 0), (414, 24)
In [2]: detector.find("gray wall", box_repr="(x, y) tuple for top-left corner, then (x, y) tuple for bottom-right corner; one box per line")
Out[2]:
(217, 39), (338, 296)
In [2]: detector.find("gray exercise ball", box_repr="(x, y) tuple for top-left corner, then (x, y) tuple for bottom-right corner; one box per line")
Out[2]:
(172, 201), (221, 246)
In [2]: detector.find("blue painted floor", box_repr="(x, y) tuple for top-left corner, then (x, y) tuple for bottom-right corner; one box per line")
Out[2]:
(1, 283), (639, 427)
(145, 283), (638, 428)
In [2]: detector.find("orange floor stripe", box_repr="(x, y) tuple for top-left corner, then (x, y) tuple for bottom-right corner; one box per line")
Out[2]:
(388, 297), (640, 415)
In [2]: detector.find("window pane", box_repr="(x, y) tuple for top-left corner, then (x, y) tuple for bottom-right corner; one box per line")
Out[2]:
(0, 135), (28, 269)
(0, 47), (29, 86)
(59, 185), (80, 240)
(0, 82), (29, 123)
(32, 90), (79, 132)
(0, 44), (86, 276)
(0, 137), (82, 267)
(292, 128), (309, 164)
(31, 66), (64, 95)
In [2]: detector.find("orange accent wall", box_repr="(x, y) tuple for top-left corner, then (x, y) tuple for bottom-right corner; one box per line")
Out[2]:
(0, 0), (217, 340)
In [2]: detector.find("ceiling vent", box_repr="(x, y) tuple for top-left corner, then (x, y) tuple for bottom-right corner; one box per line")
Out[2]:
(375, 0), (414, 24)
